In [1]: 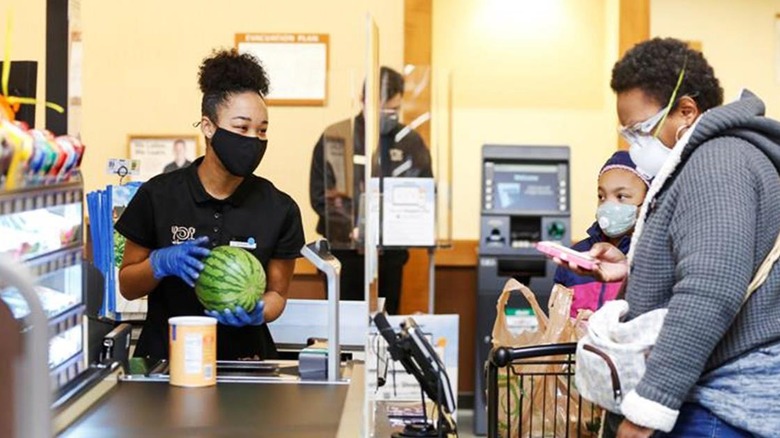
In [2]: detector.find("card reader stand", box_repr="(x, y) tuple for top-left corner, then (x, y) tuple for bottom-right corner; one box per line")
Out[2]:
(300, 239), (343, 382)
(374, 312), (457, 438)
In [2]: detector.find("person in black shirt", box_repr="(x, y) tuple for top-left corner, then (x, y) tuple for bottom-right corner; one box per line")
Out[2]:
(162, 139), (192, 173)
(308, 66), (432, 314)
(116, 49), (304, 360)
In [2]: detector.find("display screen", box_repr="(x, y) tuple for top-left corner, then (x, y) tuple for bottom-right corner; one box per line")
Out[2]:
(491, 163), (562, 212)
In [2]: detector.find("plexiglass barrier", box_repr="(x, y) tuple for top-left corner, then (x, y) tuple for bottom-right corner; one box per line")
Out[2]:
(309, 15), (453, 436)
(320, 68), (453, 249)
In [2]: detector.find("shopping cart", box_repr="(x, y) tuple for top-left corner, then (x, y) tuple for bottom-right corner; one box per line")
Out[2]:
(486, 342), (601, 438)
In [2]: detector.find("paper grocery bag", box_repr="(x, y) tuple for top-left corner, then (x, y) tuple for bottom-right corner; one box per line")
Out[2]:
(490, 278), (600, 437)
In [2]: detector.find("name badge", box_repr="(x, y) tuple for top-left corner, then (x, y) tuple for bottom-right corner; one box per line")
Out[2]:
(229, 237), (257, 250)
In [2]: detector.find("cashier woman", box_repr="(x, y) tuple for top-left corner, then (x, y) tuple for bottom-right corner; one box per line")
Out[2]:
(115, 49), (305, 360)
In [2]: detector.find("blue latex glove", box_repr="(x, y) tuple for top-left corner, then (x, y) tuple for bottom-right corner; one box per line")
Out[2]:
(149, 236), (211, 287)
(205, 300), (265, 327)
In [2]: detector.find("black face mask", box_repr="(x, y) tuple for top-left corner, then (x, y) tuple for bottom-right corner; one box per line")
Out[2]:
(210, 127), (268, 177)
(379, 112), (399, 136)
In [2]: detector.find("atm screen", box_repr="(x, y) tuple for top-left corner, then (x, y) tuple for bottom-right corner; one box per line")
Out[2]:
(491, 163), (562, 212)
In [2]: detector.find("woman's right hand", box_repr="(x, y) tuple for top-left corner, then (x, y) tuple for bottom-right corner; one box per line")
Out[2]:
(554, 242), (628, 283)
(589, 242), (629, 282)
(149, 236), (211, 287)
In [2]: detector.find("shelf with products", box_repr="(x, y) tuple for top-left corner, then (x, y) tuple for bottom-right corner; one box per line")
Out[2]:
(25, 244), (82, 279)
(0, 176), (88, 391)
(0, 65), (91, 432)
(0, 182), (83, 262)
(0, 177), (83, 216)
(50, 325), (84, 370)
(51, 351), (87, 391)
(0, 266), (85, 340)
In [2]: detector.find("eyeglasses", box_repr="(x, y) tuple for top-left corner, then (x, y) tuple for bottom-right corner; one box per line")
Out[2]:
(618, 107), (667, 144)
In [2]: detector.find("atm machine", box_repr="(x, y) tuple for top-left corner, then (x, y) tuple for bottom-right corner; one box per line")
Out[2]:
(473, 145), (571, 434)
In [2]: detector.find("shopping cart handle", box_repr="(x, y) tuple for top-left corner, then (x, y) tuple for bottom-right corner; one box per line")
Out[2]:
(490, 343), (578, 368)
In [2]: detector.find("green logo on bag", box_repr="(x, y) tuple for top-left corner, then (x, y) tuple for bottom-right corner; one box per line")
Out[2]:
(505, 307), (534, 316)
(505, 307), (538, 334)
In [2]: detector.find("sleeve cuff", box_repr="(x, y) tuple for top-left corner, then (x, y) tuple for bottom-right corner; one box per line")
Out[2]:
(620, 390), (679, 433)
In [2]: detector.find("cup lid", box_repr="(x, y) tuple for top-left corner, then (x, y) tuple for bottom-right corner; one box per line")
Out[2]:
(168, 316), (217, 326)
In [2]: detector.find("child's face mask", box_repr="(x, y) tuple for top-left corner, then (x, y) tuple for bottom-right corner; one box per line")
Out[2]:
(596, 201), (638, 238)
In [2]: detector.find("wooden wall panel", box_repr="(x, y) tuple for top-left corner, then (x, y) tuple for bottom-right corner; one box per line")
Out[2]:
(287, 274), (325, 300)
(433, 240), (478, 393)
(398, 0), (435, 313)
(435, 240), (478, 267)
(617, 0), (650, 150)
(399, 249), (430, 314)
(435, 266), (477, 393)
(619, 0), (650, 57)
(403, 0), (433, 146)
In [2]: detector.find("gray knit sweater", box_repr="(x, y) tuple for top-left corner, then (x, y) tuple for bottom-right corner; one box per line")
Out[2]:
(626, 91), (780, 422)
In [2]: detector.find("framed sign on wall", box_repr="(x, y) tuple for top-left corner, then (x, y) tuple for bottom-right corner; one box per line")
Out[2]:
(128, 135), (200, 182)
(235, 33), (329, 106)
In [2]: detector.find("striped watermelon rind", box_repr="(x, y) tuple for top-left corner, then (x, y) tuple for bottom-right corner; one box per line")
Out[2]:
(194, 246), (266, 313)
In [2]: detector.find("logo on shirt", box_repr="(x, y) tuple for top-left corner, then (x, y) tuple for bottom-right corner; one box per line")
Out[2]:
(171, 226), (196, 244)
(389, 148), (404, 162)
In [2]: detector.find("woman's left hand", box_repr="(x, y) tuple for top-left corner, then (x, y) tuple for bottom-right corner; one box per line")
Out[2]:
(205, 300), (265, 327)
(617, 419), (655, 438)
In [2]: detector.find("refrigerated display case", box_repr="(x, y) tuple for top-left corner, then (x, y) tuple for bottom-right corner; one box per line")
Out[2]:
(0, 178), (88, 390)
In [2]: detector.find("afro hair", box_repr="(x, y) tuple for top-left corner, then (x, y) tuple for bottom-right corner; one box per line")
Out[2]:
(611, 37), (723, 113)
(198, 48), (270, 121)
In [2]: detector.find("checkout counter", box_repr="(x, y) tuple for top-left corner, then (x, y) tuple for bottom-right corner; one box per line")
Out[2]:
(2, 234), (460, 437)
(0, 239), (368, 437)
(55, 360), (364, 437)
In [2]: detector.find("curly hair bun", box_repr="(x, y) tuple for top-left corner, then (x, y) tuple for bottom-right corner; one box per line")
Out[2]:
(198, 48), (270, 96)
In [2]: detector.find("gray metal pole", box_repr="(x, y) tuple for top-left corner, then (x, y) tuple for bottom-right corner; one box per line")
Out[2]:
(300, 240), (342, 382)
(327, 268), (341, 382)
(0, 255), (51, 438)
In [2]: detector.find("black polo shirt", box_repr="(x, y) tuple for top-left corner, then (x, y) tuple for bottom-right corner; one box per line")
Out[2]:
(115, 157), (304, 360)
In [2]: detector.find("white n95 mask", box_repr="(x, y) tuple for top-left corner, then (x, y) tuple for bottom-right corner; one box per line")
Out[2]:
(628, 136), (671, 179)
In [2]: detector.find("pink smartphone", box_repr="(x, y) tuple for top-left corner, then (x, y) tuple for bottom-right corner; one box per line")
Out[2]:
(535, 241), (597, 271)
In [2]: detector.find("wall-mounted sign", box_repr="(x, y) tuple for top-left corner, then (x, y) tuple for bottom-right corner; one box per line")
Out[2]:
(236, 33), (329, 106)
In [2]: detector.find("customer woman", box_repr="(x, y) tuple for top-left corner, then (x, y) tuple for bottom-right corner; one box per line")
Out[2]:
(561, 38), (780, 437)
(116, 49), (304, 361)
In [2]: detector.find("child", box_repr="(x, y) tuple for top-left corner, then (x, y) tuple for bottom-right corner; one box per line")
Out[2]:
(554, 151), (650, 317)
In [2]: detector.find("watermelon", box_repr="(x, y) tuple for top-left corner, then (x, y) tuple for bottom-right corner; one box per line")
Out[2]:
(195, 246), (266, 312)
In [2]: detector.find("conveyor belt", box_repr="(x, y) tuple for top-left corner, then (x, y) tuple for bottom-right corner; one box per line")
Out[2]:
(59, 380), (348, 437)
